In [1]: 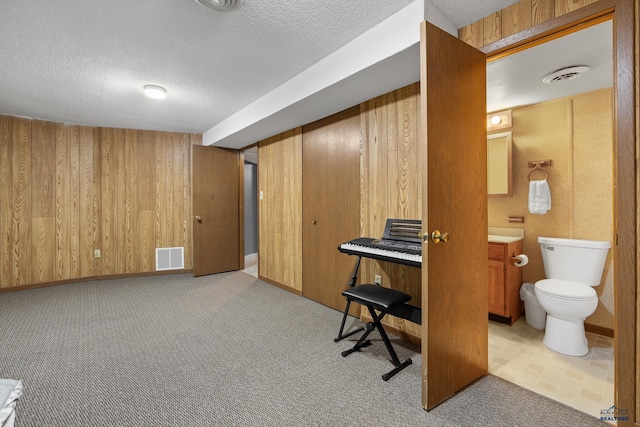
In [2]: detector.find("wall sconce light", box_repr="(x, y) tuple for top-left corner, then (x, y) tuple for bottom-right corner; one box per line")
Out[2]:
(144, 85), (167, 99)
(487, 110), (512, 131)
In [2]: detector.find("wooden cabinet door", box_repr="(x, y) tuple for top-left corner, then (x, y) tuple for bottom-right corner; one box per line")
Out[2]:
(302, 107), (360, 312)
(488, 260), (506, 315)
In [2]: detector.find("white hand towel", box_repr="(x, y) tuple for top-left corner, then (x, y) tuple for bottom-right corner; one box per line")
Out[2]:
(528, 179), (551, 215)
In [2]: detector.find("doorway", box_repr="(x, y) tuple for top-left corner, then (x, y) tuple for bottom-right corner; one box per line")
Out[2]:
(243, 146), (259, 277)
(481, 3), (634, 419)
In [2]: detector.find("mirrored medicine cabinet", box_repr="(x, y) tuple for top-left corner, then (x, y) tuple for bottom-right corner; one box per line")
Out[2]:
(487, 131), (512, 197)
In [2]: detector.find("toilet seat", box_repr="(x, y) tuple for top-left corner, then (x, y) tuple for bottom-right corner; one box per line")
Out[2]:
(535, 279), (597, 301)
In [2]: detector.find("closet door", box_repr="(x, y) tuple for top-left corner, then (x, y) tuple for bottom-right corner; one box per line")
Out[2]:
(302, 107), (360, 312)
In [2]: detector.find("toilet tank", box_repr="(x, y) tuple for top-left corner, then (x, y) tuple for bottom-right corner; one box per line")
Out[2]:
(538, 237), (611, 286)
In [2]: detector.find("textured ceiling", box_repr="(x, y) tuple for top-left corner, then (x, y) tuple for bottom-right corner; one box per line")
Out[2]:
(2, 0), (611, 150)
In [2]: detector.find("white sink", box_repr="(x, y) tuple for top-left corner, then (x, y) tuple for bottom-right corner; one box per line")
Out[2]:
(488, 227), (524, 243)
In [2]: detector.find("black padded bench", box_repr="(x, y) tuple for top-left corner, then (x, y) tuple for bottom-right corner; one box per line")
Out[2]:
(338, 284), (413, 381)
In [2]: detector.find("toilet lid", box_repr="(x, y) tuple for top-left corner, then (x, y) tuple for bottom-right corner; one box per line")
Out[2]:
(535, 279), (597, 300)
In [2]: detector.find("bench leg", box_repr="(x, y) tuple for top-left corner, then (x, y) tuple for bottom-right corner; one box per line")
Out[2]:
(334, 299), (365, 342)
(364, 305), (413, 381)
(341, 321), (373, 357)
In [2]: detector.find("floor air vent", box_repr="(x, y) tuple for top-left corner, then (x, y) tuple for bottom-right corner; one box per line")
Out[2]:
(156, 247), (184, 271)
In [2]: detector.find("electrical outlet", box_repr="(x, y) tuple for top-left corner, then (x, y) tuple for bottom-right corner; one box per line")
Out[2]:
(374, 275), (382, 285)
(94, 249), (101, 258)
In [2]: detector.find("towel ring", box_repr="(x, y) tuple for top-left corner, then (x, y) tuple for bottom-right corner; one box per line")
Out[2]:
(527, 160), (551, 182)
(528, 167), (549, 181)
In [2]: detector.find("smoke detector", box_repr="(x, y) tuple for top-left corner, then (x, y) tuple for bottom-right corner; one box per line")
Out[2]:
(195, 0), (243, 12)
(542, 66), (590, 84)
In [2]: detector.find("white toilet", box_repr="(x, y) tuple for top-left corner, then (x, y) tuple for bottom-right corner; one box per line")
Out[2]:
(534, 236), (610, 356)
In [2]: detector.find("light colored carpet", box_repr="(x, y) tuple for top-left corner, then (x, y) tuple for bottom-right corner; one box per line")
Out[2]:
(0, 272), (607, 426)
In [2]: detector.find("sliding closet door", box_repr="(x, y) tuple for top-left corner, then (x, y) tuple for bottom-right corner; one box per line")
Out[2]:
(302, 107), (360, 312)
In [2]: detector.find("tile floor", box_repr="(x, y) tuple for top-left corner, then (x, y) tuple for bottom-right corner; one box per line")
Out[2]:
(244, 254), (615, 421)
(243, 253), (258, 278)
(489, 317), (614, 420)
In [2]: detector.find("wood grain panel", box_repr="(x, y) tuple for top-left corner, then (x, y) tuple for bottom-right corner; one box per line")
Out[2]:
(31, 217), (55, 283)
(155, 131), (167, 249)
(171, 133), (185, 248)
(360, 83), (422, 339)
(532, 0), (556, 25)
(56, 123), (71, 280)
(459, 0), (602, 49)
(11, 117), (32, 286)
(164, 132), (174, 247)
(0, 179), (9, 288)
(0, 116), (11, 287)
(555, 0), (599, 16)
(68, 125), (81, 278)
(502, 0), (532, 38)
(31, 120), (56, 218)
(459, 20), (484, 49)
(257, 128), (302, 292)
(92, 128), (102, 276)
(99, 127), (118, 274)
(115, 129), (126, 274)
(1, 116), (196, 288)
(483, 12), (502, 45)
(0, 116), (10, 188)
(78, 125), (94, 278)
(124, 129), (138, 273)
(137, 131), (156, 271)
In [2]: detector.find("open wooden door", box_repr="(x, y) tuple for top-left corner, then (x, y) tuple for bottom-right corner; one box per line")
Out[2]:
(192, 145), (243, 277)
(420, 22), (488, 409)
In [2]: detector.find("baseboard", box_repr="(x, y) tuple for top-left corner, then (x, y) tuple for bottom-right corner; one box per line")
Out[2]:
(258, 275), (302, 296)
(584, 323), (614, 338)
(0, 269), (193, 293)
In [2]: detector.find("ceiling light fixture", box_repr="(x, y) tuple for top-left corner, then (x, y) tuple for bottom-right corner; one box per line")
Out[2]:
(195, 0), (243, 12)
(542, 66), (590, 84)
(144, 85), (167, 99)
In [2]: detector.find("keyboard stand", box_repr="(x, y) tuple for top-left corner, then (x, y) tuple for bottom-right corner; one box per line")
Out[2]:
(334, 256), (365, 342)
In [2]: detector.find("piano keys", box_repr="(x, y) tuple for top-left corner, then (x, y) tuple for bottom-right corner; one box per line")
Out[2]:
(339, 237), (421, 267)
(338, 219), (423, 268)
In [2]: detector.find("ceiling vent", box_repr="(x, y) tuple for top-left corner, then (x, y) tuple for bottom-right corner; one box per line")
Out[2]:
(195, 0), (243, 12)
(542, 66), (590, 84)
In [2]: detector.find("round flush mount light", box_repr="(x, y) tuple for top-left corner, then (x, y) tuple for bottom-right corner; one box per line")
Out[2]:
(542, 66), (590, 84)
(144, 85), (166, 99)
(195, 0), (243, 12)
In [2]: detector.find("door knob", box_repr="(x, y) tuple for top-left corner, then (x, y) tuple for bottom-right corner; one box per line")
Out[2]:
(311, 220), (317, 225)
(422, 230), (448, 243)
(195, 215), (202, 223)
(431, 230), (448, 243)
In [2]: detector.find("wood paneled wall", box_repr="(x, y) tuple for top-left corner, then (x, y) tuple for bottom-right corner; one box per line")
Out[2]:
(257, 128), (303, 293)
(459, 0), (599, 48)
(360, 83), (422, 340)
(0, 115), (198, 290)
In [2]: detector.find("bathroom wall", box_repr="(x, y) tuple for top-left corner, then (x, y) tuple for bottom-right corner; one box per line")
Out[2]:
(488, 88), (614, 330)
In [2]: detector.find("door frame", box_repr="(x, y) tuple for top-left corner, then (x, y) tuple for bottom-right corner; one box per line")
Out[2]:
(479, 0), (636, 420)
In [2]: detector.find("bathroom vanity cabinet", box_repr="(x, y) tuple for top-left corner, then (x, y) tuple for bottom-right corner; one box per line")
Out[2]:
(488, 239), (523, 324)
